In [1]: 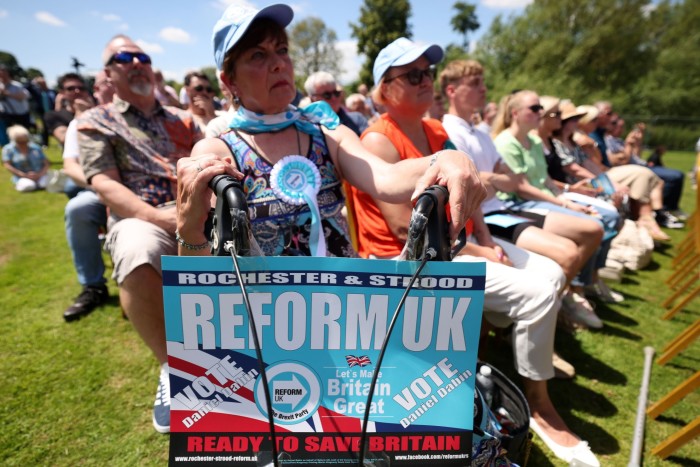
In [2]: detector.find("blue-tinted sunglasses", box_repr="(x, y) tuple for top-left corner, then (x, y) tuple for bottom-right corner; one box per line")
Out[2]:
(107, 51), (152, 66)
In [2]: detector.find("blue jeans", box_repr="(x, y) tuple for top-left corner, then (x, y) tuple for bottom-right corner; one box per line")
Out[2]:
(649, 166), (684, 211)
(507, 199), (619, 287)
(64, 189), (108, 287)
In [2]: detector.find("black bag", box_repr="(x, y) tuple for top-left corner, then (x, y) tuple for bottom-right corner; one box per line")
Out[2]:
(475, 361), (532, 466)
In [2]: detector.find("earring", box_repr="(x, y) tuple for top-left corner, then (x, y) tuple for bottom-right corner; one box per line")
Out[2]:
(233, 94), (241, 105)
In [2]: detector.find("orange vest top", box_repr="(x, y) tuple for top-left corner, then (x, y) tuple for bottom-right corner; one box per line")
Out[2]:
(350, 114), (468, 258)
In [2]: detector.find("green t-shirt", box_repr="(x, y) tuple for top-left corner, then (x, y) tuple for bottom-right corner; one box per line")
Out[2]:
(493, 131), (553, 201)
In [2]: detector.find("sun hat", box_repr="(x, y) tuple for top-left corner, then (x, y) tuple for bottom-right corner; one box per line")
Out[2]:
(559, 100), (588, 121)
(372, 37), (443, 85)
(540, 96), (561, 115)
(576, 105), (599, 125)
(212, 3), (294, 70)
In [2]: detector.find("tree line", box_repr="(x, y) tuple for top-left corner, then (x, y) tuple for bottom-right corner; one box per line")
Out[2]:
(3, 0), (696, 149)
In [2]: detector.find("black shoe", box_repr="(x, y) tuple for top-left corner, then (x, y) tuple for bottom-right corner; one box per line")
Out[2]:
(63, 284), (108, 322)
(655, 210), (684, 229)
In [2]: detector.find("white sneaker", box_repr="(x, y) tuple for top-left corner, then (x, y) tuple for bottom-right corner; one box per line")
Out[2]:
(585, 279), (624, 303)
(563, 292), (604, 329)
(152, 363), (171, 434)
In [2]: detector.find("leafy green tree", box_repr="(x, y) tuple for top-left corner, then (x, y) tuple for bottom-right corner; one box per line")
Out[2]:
(350, 0), (412, 86)
(475, 0), (652, 107)
(289, 17), (341, 89)
(25, 68), (45, 81)
(450, 2), (479, 50)
(631, 0), (700, 118)
(0, 51), (24, 78)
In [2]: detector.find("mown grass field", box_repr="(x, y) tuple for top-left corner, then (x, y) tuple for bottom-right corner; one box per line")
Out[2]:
(0, 146), (697, 466)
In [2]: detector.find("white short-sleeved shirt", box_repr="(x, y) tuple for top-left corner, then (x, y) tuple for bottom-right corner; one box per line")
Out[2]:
(443, 113), (506, 213)
(62, 119), (80, 160)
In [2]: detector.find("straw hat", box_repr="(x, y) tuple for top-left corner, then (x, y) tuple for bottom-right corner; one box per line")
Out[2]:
(540, 96), (560, 115)
(576, 105), (599, 125)
(559, 100), (588, 121)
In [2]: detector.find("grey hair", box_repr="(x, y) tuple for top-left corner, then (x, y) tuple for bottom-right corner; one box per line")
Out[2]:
(304, 71), (336, 96)
(7, 125), (30, 143)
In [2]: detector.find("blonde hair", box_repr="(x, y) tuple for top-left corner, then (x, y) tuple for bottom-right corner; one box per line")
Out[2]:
(7, 125), (30, 143)
(439, 59), (484, 97)
(490, 90), (536, 138)
(371, 78), (388, 106)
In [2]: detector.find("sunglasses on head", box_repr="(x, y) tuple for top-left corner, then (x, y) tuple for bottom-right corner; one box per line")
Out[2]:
(64, 85), (86, 92)
(193, 85), (214, 93)
(107, 51), (152, 66)
(317, 90), (342, 100)
(385, 66), (436, 86)
(527, 104), (544, 113)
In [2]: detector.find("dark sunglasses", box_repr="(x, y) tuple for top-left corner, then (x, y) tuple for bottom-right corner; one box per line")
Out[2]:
(610, 119), (619, 125)
(316, 90), (342, 100)
(546, 111), (561, 118)
(386, 66), (436, 86)
(107, 51), (152, 66)
(527, 104), (544, 113)
(64, 85), (86, 92)
(193, 85), (214, 93)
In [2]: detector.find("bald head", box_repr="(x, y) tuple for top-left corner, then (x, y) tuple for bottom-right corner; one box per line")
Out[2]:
(102, 34), (139, 65)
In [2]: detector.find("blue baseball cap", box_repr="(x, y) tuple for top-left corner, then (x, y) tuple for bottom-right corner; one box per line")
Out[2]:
(212, 3), (294, 70)
(373, 37), (444, 85)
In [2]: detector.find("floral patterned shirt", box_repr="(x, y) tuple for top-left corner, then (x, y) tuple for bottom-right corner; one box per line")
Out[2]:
(77, 96), (201, 207)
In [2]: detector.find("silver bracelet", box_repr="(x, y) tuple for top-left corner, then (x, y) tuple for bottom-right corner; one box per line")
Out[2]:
(175, 231), (210, 250)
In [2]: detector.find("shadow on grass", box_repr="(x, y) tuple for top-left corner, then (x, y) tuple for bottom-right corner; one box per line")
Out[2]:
(620, 276), (641, 286)
(647, 259), (663, 271)
(596, 323), (643, 341)
(594, 303), (640, 329)
(524, 443), (557, 467)
(665, 455), (700, 466)
(656, 414), (690, 427)
(555, 334), (628, 386)
(652, 242), (675, 257)
(549, 377), (618, 418)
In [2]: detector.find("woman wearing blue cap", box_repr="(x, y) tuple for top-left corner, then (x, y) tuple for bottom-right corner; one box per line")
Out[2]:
(175, 3), (485, 258)
(348, 40), (600, 466)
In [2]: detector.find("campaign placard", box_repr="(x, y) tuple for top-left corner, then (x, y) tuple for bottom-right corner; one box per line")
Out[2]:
(162, 255), (485, 466)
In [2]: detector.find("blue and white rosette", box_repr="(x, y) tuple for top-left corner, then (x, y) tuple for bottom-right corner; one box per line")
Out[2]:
(270, 155), (326, 257)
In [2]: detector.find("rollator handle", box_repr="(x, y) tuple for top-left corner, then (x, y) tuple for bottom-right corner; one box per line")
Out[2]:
(208, 175), (252, 256)
(405, 185), (467, 262)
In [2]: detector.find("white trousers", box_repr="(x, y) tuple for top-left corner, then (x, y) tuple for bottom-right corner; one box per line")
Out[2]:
(454, 238), (565, 381)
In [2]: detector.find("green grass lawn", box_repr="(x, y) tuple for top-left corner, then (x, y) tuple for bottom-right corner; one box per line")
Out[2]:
(0, 146), (697, 466)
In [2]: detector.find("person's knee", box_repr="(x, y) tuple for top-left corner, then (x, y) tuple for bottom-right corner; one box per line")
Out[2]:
(584, 220), (604, 243)
(121, 263), (161, 289)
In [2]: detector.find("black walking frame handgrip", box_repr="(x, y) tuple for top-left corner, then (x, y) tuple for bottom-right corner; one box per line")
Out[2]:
(208, 174), (251, 257)
(404, 185), (467, 262)
(207, 174), (281, 466)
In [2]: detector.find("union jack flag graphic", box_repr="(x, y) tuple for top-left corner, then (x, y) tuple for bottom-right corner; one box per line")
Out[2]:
(345, 355), (372, 367)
